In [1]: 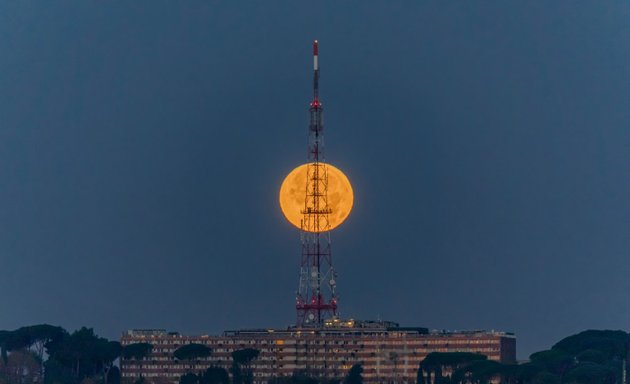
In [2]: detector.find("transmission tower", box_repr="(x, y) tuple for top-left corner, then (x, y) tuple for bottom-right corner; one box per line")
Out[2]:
(295, 40), (338, 327)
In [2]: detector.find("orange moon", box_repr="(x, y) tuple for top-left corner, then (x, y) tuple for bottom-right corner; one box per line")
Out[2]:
(279, 163), (354, 232)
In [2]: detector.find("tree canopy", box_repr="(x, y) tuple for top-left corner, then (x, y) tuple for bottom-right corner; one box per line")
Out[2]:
(231, 348), (260, 384)
(44, 327), (121, 383)
(201, 367), (230, 384)
(552, 330), (629, 360)
(231, 348), (260, 365)
(418, 329), (630, 384)
(174, 343), (212, 361)
(180, 372), (199, 384)
(344, 363), (363, 384)
(1, 325), (117, 383)
(122, 342), (153, 360)
(422, 352), (488, 368)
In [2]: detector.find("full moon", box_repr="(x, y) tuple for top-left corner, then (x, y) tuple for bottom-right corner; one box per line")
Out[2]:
(279, 163), (354, 232)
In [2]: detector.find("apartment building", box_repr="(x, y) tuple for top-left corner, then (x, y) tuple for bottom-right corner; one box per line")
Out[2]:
(120, 320), (516, 384)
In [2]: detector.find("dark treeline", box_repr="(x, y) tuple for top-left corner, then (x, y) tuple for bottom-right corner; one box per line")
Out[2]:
(2, 326), (630, 384)
(419, 330), (630, 384)
(0, 324), (121, 384)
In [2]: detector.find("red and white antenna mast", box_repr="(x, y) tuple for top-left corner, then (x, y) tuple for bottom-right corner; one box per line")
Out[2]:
(295, 40), (338, 327)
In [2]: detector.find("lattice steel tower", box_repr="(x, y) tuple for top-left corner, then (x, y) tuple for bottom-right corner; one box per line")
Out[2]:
(295, 40), (338, 327)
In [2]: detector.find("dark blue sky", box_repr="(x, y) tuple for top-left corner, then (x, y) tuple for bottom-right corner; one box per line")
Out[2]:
(2, 2), (630, 359)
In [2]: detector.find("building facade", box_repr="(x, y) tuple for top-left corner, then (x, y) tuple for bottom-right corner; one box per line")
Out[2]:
(120, 320), (516, 384)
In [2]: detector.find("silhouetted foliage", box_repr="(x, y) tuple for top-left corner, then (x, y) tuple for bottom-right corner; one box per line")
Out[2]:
(23, 324), (66, 377)
(267, 374), (319, 384)
(201, 366), (229, 384)
(575, 349), (607, 364)
(180, 372), (200, 384)
(43, 327), (121, 384)
(0, 349), (41, 383)
(412, 331), (629, 384)
(423, 352), (488, 367)
(449, 359), (504, 384)
(553, 330), (629, 360)
(108, 365), (122, 384)
(510, 330), (630, 384)
(417, 365), (425, 384)
(0, 330), (10, 364)
(121, 342), (153, 381)
(531, 371), (562, 384)
(123, 342), (153, 360)
(497, 363), (519, 384)
(232, 348), (260, 365)
(529, 349), (574, 376)
(174, 343), (212, 361)
(231, 348), (260, 384)
(419, 352), (489, 384)
(344, 363), (363, 384)
(0, 325), (121, 384)
(563, 363), (616, 384)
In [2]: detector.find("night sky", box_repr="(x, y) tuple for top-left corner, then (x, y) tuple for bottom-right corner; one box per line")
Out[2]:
(2, 2), (630, 359)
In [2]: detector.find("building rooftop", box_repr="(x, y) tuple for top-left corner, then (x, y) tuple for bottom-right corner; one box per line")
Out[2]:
(123, 319), (515, 339)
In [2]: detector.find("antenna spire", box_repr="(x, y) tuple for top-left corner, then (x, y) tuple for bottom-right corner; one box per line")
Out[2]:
(313, 40), (319, 102)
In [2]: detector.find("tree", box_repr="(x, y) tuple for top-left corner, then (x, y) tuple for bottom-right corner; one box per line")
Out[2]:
(22, 324), (65, 378)
(174, 344), (211, 368)
(531, 371), (561, 384)
(0, 330), (11, 365)
(465, 360), (503, 384)
(497, 363), (519, 384)
(0, 348), (40, 384)
(123, 343), (153, 360)
(44, 326), (118, 384)
(553, 330), (629, 360)
(180, 372), (199, 384)
(174, 344), (211, 374)
(0, 334), (39, 383)
(388, 352), (399, 383)
(122, 342), (153, 381)
(96, 340), (121, 384)
(267, 374), (319, 384)
(44, 354), (76, 384)
(147, 377), (173, 384)
(344, 364), (363, 384)
(232, 348), (260, 366)
(529, 349), (573, 376)
(174, 344), (212, 361)
(2, 327), (32, 351)
(417, 364), (424, 384)
(576, 350), (607, 364)
(563, 362), (616, 384)
(200, 367), (229, 384)
(107, 366), (122, 384)
(231, 348), (260, 384)
(420, 352), (488, 384)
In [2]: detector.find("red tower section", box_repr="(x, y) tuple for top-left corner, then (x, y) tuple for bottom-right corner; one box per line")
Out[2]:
(295, 40), (339, 327)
